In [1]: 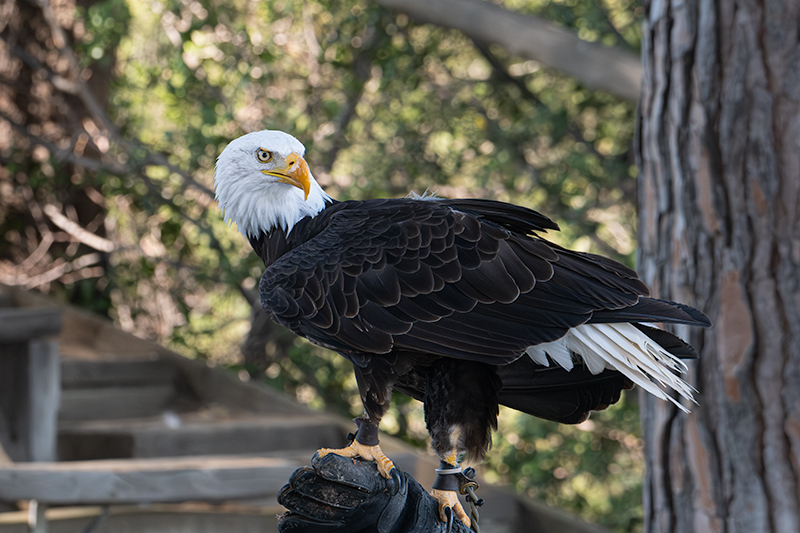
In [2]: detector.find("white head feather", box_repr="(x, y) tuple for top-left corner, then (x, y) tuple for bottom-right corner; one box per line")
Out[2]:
(214, 130), (331, 238)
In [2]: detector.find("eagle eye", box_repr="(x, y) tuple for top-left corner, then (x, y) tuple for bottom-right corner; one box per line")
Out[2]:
(256, 148), (273, 163)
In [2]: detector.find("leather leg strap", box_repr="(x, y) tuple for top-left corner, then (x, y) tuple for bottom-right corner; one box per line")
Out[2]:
(353, 417), (380, 446)
(432, 461), (462, 492)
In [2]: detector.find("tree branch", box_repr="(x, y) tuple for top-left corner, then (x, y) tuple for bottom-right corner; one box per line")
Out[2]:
(43, 204), (116, 253)
(374, 0), (642, 101)
(472, 39), (605, 159)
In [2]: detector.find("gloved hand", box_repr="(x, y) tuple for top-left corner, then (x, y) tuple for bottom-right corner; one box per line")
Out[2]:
(277, 452), (472, 533)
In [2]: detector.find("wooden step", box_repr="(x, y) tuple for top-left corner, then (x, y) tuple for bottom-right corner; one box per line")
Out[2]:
(61, 360), (178, 389)
(59, 385), (180, 422)
(58, 359), (203, 423)
(58, 414), (348, 460)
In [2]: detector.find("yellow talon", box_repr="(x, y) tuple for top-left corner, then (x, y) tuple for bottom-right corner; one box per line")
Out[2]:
(317, 440), (396, 479)
(430, 488), (471, 528)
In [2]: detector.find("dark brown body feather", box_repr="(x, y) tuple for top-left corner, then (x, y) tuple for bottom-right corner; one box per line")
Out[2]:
(251, 198), (709, 460)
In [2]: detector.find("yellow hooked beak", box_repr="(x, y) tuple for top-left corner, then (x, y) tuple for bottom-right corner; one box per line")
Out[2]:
(261, 152), (311, 200)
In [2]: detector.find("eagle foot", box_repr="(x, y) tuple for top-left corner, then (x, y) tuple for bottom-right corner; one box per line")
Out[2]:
(317, 440), (396, 480)
(430, 488), (471, 529)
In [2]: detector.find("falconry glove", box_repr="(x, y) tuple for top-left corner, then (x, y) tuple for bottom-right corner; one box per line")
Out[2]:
(278, 452), (472, 533)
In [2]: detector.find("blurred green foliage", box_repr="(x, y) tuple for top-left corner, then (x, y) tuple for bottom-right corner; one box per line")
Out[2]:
(486, 400), (645, 531)
(3, 0), (644, 530)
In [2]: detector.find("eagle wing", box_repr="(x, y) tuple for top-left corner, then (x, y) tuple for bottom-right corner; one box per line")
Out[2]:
(259, 198), (707, 368)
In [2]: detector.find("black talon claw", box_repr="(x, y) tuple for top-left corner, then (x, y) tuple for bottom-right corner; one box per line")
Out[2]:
(443, 505), (453, 533)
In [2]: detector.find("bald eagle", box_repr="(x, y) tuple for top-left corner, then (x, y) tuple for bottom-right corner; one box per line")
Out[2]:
(214, 130), (710, 527)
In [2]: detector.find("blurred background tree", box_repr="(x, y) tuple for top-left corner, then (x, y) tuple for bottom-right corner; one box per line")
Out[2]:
(637, 1), (800, 531)
(0, 0), (646, 530)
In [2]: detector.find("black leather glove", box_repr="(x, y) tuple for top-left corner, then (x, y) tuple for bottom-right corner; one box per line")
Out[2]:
(278, 452), (472, 533)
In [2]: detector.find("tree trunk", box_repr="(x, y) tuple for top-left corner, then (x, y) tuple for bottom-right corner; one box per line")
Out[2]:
(637, 1), (800, 532)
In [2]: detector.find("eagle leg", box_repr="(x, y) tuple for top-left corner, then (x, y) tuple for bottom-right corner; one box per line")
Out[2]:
(423, 359), (500, 528)
(316, 416), (396, 480)
(430, 460), (471, 529)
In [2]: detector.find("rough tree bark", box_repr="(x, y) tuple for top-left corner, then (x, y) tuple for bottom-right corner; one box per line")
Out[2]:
(637, 1), (800, 532)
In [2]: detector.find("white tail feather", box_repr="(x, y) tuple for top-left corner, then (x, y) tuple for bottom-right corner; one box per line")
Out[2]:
(527, 323), (696, 412)
(526, 339), (573, 369)
(525, 345), (551, 366)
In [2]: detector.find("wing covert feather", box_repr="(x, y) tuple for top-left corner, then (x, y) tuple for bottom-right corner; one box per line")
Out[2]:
(258, 198), (681, 363)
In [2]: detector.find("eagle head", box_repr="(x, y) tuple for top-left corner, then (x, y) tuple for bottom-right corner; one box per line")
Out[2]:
(214, 130), (330, 238)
